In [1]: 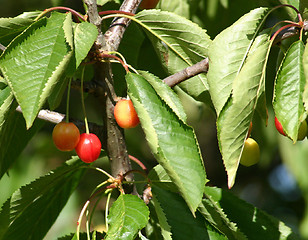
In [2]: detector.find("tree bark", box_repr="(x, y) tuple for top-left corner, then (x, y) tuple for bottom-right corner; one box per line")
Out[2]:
(84, 0), (141, 182)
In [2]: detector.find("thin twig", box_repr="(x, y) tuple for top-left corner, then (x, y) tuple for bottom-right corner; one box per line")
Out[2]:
(15, 106), (103, 135)
(16, 106), (65, 124)
(163, 58), (209, 88)
(0, 43), (6, 51)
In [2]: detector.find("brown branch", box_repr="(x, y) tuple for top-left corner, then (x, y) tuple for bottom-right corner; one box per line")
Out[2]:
(85, 0), (141, 185)
(104, 0), (142, 51)
(84, 0), (105, 47)
(0, 43), (6, 51)
(163, 58), (209, 88)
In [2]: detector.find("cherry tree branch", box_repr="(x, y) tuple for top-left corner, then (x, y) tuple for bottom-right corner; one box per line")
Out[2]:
(84, 0), (142, 185)
(104, 0), (142, 51)
(163, 58), (209, 87)
(15, 106), (103, 134)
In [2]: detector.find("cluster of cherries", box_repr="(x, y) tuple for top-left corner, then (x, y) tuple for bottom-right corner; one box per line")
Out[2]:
(52, 99), (140, 163)
(239, 116), (308, 167)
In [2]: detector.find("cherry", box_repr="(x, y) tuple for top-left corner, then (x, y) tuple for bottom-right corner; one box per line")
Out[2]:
(239, 138), (260, 167)
(275, 116), (307, 140)
(114, 99), (140, 129)
(75, 133), (102, 163)
(274, 116), (286, 136)
(52, 122), (80, 151)
(297, 120), (307, 141)
(139, 0), (160, 9)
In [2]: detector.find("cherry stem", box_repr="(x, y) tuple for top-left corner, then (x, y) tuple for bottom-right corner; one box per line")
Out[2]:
(88, 186), (110, 228)
(270, 23), (300, 41)
(80, 66), (90, 134)
(98, 10), (135, 17)
(76, 199), (90, 240)
(35, 6), (86, 22)
(272, 4), (303, 23)
(128, 155), (147, 172)
(65, 78), (72, 123)
(100, 53), (129, 73)
(92, 166), (114, 179)
(105, 191), (112, 232)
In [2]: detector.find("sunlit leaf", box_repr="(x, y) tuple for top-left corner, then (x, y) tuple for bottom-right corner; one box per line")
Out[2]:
(0, 11), (40, 47)
(148, 164), (176, 192)
(0, 12), (73, 128)
(105, 194), (149, 240)
(74, 22), (98, 67)
(217, 31), (271, 188)
(126, 72), (206, 213)
(207, 7), (269, 115)
(134, 10), (211, 102)
(138, 70), (187, 122)
(274, 40), (306, 141)
(158, 0), (190, 18)
(302, 39), (308, 115)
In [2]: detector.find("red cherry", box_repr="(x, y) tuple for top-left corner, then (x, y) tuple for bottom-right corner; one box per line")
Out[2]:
(52, 122), (80, 151)
(139, 0), (160, 9)
(75, 133), (102, 163)
(274, 116), (286, 136)
(114, 99), (140, 129)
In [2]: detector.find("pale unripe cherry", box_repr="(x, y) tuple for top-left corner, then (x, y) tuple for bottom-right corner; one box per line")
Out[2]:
(240, 138), (260, 167)
(297, 120), (307, 141)
(114, 99), (140, 129)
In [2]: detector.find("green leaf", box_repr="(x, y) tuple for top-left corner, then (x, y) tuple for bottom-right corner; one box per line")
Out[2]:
(217, 31), (271, 188)
(134, 10), (211, 102)
(301, 39), (308, 115)
(126, 72), (206, 213)
(138, 70), (187, 122)
(152, 186), (228, 240)
(207, 7), (269, 115)
(0, 11), (40, 47)
(150, 194), (172, 240)
(74, 22), (98, 67)
(48, 76), (71, 110)
(273, 40), (306, 142)
(0, 12), (74, 129)
(0, 158), (87, 240)
(148, 164), (176, 192)
(199, 193), (248, 240)
(203, 186), (299, 240)
(0, 108), (44, 179)
(105, 194), (149, 240)
(0, 82), (14, 130)
(158, 0), (190, 18)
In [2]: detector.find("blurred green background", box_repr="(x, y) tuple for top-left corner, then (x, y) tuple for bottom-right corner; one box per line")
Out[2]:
(1, 0), (308, 239)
